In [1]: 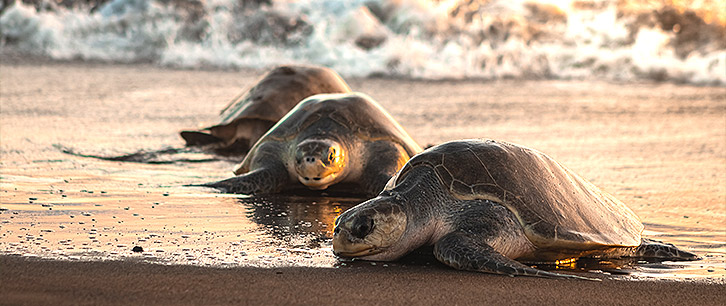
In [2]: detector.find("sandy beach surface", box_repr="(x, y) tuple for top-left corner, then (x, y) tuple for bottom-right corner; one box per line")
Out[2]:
(1, 58), (725, 305)
(2, 255), (725, 306)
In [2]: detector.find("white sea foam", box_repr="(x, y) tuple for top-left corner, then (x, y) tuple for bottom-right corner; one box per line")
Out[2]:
(1, 0), (724, 84)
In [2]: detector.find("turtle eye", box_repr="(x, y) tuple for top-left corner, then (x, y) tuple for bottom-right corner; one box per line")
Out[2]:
(328, 150), (335, 161)
(351, 215), (374, 239)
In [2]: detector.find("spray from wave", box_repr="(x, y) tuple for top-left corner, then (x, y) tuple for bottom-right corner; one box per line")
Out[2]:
(1, 0), (724, 84)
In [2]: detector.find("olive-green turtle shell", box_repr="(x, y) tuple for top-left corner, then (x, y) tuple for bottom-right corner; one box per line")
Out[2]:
(234, 93), (422, 174)
(216, 65), (351, 127)
(387, 139), (643, 249)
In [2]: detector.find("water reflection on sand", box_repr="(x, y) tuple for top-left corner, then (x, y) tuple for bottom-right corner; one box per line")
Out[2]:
(1, 179), (722, 282)
(240, 195), (359, 242)
(0, 178), (360, 268)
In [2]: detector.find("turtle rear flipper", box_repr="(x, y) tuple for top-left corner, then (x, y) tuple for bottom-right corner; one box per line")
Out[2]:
(434, 232), (600, 281)
(180, 131), (224, 146)
(632, 238), (700, 261)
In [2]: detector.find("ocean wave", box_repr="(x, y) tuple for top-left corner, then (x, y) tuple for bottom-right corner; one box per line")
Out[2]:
(1, 0), (724, 84)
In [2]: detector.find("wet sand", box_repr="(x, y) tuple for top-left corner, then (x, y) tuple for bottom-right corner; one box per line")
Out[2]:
(1, 59), (725, 304)
(2, 256), (725, 306)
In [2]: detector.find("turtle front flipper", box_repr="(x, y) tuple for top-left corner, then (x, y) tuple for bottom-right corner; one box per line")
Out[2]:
(195, 167), (288, 195)
(195, 140), (292, 194)
(434, 232), (600, 281)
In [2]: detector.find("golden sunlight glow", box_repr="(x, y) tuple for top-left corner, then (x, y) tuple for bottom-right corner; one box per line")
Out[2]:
(665, 0), (726, 25)
(538, 0), (573, 12)
(618, 0), (726, 26)
(555, 257), (578, 269)
(424, 0), (724, 25)
(329, 205), (346, 236)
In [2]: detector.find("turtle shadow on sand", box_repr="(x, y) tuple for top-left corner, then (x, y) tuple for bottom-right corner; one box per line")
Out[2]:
(54, 144), (233, 164)
(57, 65), (352, 164)
(335, 241), (682, 278)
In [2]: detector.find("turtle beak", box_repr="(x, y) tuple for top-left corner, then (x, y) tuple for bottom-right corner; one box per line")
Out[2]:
(332, 227), (379, 257)
(297, 172), (338, 190)
(296, 158), (339, 189)
(333, 212), (381, 257)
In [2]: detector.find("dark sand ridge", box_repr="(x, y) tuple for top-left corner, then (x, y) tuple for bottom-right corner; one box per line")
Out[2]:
(1, 60), (724, 304)
(2, 256), (725, 306)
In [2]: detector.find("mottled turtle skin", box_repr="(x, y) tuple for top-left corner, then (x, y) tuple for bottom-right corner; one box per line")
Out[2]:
(333, 140), (699, 280)
(181, 65), (351, 154)
(203, 93), (422, 197)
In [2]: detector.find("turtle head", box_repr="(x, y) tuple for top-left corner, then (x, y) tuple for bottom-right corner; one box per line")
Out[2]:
(293, 139), (347, 190)
(332, 198), (408, 261)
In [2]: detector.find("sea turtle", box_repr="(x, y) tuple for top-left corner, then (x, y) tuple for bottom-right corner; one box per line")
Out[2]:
(202, 92), (422, 197)
(332, 139), (699, 280)
(181, 65), (352, 154)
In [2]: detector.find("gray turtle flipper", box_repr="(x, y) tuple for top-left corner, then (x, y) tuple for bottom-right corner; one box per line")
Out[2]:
(180, 131), (224, 147)
(632, 238), (700, 261)
(194, 141), (290, 194)
(360, 141), (410, 196)
(201, 167), (287, 194)
(434, 232), (599, 281)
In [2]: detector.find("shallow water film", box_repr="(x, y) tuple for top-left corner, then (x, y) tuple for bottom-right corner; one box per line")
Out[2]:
(1, 63), (724, 282)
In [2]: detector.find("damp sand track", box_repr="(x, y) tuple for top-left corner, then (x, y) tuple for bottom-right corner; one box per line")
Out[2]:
(1, 60), (725, 304)
(1, 256), (725, 306)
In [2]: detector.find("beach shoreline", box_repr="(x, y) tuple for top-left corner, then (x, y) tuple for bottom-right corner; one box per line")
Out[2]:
(2, 255), (725, 306)
(1, 59), (724, 304)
